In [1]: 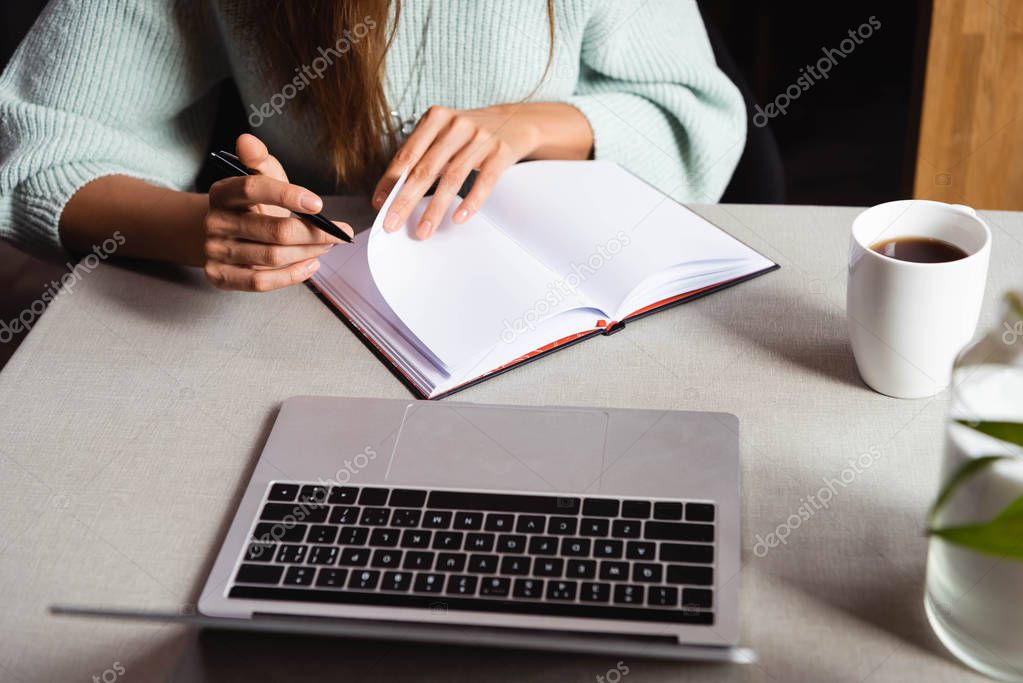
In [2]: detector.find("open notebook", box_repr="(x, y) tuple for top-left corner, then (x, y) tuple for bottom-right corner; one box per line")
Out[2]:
(310, 160), (777, 398)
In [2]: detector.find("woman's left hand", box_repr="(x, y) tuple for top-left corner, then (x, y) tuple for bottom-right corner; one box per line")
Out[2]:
(372, 102), (592, 239)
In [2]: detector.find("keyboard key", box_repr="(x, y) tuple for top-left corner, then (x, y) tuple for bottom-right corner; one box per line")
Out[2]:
(403, 550), (435, 570)
(368, 528), (400, 547)
(349, 569), (379, 590)
(686, 503), (715, 522)
(644, 521), (714, 543)
(528, 536), (558, 555)
(496, 534), (526, 553)
(566, 559), (597, 579)
(611, 520), (641, 538)
(327, 486), (358, 504)
(653, 502), (683, 520)
(235, 563), (283, 585)
(614, 584), (644, 605)
(659, 543), (714, 564)
(339, 548), (370, 567)
(466, 533), (495, 552)
(308, 545), (339, 565)
(534, 558), (563, 577)
(467, 554), (499, 573)
(337, 526), (369, 546)
(484, 513), (515, 532)
(582, 498), (619, 517)
(632, 563), (663, 582)
(315, 568), (349, 589)
(427, 490), (580, 515)
(580, 518), (610, 537)
(359, 488), (389, 506)
(453, 512), (484, 530)
(276, 544), (307, 564)
(299, 485), (329, 504)
(581, 582), (611, 603)
(268, 483), (299, 501)
(512, 578), (544, 599)
(382, 571), (412, 591)
(516, 515), (545, 533)
(436, 553), (466, 572)
(649, 586), (678, 607)
(546, 580), (577, 601)
(621, 500), (651, 519)
(422, 511), (452, 529)
(626, 541), (656, 560)
(360, 507), (391, 526)
(667, 565), (713, 586)
(306, 525), (338, 544)
(599, 561), (628, 581)
(561, 538), (591, 557)
(391, 509), (422, 527)
(283, 566), (315, 586)
(594, 540), (624, 558)
(244, 542), (276, 562)
(400, 529), (432, 548)
(329, 506), (360, 525)
(261, 502), (327, 523)
(548, 517), (577, 535)
(432, 531), (463, 550)
(446, 574), (478, 596)
(500, 555), (531, 575)
(414, 572), (445, 593)
(252, 522), (305, 543)
(389, 489), (427, 507)
(682, 588), (713, 608)
(371, 549), (402, 568)
(479, 576), (511, 597)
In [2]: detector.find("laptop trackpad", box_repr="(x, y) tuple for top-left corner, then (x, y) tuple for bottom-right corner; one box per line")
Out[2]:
(384, 403), (609, 493)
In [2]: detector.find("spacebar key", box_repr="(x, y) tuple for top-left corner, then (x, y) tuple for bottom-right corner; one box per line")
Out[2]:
(427, 490), (581, 515)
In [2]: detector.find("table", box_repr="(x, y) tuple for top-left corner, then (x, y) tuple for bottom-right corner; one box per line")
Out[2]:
(1, 202), (1020, 683)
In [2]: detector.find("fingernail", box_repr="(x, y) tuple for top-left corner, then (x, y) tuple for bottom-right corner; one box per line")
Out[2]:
(306, 260), (320, 274)
(300, 194), (322, 212)
(417, 220), (432, 238)
(373, 192), (386, 208)
(384, 213), (398, 231)
(455, 208), (469, 223)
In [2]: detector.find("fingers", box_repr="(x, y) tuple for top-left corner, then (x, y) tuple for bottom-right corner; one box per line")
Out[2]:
(372, 105), (455, 210)
(417, 133), (495, 237)
(235, 133), (289, 182)
(204, 238), (334, 267)
(204, 258), (320, 293)
(206, 212), (346, 245)
(457, 155), (508, 225)
(209, 175), (323, 214)
(383, 116), (478, 234)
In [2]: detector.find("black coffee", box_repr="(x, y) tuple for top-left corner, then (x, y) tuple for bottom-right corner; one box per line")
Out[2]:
(870, 236), (968, 263)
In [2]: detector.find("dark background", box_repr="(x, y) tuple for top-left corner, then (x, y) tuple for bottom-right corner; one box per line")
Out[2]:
(0, 1), (932, 368)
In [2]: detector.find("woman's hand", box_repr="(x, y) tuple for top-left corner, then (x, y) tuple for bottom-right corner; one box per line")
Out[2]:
(203, 134), (353, 292)
(372, 102), (593, 239)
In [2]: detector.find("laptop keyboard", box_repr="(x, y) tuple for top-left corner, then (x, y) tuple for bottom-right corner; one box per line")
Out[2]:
(229, 483), (716, 625)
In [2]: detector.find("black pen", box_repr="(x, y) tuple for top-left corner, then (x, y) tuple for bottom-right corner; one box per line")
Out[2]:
(208, 150), (352, 244)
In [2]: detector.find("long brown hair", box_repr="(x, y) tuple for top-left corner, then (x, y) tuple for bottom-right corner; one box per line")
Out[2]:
(269, 1), (555, 192)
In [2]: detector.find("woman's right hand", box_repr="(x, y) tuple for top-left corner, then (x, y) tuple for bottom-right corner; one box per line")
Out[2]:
(202, 134), (352, 292)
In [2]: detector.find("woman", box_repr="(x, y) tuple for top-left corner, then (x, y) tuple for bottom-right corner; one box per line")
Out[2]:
(0, 1), (744, 292)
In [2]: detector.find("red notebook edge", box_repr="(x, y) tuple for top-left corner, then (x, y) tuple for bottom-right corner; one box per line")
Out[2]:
(305, 262), (779, 401)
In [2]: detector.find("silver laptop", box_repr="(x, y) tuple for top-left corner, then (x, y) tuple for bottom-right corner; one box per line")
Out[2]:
(55, 396), (750, 662)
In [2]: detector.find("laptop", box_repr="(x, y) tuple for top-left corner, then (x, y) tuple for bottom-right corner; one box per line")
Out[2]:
(56, 396), (753, 663)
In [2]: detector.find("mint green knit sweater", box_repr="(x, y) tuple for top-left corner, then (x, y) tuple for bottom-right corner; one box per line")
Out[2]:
(0, 0), (745, 254)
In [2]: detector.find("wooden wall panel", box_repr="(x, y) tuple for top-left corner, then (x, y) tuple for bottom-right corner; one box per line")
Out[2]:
(914, 0), (1023, 209)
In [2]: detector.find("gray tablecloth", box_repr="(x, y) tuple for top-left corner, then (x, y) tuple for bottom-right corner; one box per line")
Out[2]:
(1, 202), (1021, 683)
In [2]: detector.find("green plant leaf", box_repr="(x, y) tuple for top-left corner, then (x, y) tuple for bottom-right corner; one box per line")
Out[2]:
(928, 493), (1023, 560)
(928, 455), (1009, 525)
(955, 420), (1023, 449)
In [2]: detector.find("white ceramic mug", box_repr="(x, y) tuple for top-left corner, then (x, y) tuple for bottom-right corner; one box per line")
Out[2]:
(847, 200), (991, 399)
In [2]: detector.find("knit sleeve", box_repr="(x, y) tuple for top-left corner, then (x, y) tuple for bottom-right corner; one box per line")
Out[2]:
(565, 0), (746, 204)
(0, 0), (229, 255)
